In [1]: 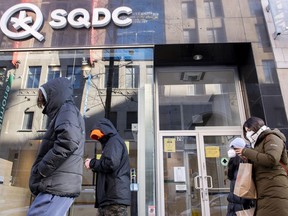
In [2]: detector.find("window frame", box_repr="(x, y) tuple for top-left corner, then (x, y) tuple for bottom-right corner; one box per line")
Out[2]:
(22, 112), (34, 130)
(26, 66), (41, 89)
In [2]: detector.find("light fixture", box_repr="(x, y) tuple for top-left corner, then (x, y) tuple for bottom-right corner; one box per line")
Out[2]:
(193, 54), (203, 61)
(81, 57), (92, 72)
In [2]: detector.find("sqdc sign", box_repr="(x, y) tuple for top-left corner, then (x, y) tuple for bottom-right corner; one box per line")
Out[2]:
(0, 3), (132, 42)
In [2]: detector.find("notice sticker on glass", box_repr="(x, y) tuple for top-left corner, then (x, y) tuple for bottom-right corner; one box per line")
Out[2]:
(205, 146), (220, 158)
(148, 206), (155, 216)
(164, 138), (176, 152)
(174, 166), (186, 182)
(176, 184), (187, 192)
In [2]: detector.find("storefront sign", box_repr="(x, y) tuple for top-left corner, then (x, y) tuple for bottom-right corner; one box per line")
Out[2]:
(0, 3), (132, 42)
(0, 74), (14, 130)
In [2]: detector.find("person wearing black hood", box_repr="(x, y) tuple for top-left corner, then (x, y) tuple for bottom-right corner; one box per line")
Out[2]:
(84, 118), (131, 216)
(27, 77), (85, 216)
(235, 117), (288, 215)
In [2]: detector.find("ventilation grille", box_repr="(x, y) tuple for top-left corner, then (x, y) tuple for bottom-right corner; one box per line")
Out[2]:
(180, 72), (205, 81)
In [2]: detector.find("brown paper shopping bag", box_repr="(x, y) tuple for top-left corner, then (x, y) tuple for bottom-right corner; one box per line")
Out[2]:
(233, 163), (257, 199)
(236, 207), (255, 216)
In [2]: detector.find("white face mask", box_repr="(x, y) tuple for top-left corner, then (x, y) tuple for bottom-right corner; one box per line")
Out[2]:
(227, 149), (236, 158)
(246, 131), (255, 143)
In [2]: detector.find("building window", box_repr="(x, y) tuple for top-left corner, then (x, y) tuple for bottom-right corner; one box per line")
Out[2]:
(118, 30), (155, 44)
(207, 27), (226, 43)
(41, 115), (51, 130)
(204, 0), (223, 18)
(126, 111), (138, 130)
(47, 66), (61, 81)
(262, 60), (277, 83)
(125, 66), (139, 88)
(256, 24), (271, 52)
(248, 0), (263, 16)
(26, 66), (41, 88)
(66, 66), (82, 89)
(105, 66), (119, 88)
(22, 112), (34, 130)
(184, 29), (198, 43)
(182, 1), (196, 19)
(135, 31), (155, 44)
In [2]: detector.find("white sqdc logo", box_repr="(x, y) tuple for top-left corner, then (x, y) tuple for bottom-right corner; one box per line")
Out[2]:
(1, 3), (133, 42)
(0, 3), (44, 41)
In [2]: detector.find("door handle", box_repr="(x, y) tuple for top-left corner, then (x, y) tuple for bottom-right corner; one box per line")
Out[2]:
(206, 175), (213, 189)
(194, 175), (202, 189)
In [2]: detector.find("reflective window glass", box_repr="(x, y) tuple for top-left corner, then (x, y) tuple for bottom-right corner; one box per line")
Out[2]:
(204, 0), (224, 18)
(67, 66), (82, 89)
(105, 66), (119, 88)
(157, 68), (241, 130)
(47, 66), (61, 81)
(182, 1), (196, 19)
(262, 60), (277, 83)
(125, 66), (139, 88)
(26, 66), (41, 88)
(0, 48), (155, 216)
(22, 112), (34, 130)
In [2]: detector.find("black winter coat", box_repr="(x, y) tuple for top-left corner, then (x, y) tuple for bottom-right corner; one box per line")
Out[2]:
(29, 77), (85, 197)
(227, 156), (254, 216)
(89, 118), (131, 208)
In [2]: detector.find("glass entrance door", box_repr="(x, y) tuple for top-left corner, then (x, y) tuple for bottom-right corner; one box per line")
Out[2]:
(156, 66), (246, 215)
(158, 130), (242, 216)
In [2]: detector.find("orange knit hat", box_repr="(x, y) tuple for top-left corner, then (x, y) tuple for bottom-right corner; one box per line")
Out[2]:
(90, 129), (104, 140)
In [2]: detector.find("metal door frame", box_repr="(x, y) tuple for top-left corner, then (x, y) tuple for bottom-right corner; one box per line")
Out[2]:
(156, 127), (243, 216)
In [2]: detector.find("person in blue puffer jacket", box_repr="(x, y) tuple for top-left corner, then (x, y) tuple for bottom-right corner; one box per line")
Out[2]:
(28, 77), (85, 216)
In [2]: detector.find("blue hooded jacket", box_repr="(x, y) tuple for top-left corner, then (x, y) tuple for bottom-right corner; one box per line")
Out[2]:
(29, 77), (85, 197)
(89, 118), (131, 207)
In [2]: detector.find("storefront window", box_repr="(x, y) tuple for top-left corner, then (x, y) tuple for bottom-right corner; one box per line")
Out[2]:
(157, 68), (242, 130)
(0, 47), (155, 216)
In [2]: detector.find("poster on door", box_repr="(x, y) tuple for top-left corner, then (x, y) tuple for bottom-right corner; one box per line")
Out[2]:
(164, 137), (176, 152)
(174, 166), (186, 182)
(205, 146), (220, 158)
